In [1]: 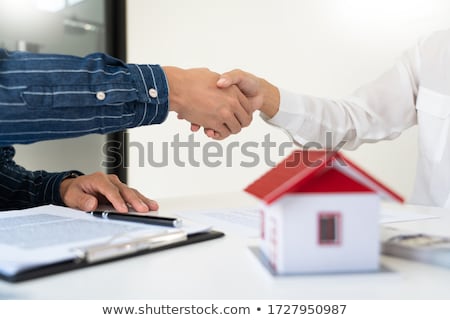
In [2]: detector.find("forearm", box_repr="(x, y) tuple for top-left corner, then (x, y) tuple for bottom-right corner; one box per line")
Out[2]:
(0, 146), (83, 210)
(0, 50), (169, 145)
(265, 48), (420, 150)
(258, 79), (280, 118)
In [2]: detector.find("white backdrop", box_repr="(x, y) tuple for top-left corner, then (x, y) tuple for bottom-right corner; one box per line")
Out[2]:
(126, 0), (450, 200)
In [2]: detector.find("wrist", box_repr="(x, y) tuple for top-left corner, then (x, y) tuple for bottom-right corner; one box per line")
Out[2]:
(260, 79), (280, 118)
(162, 66), (186, 113)
(59, 171), (82, 203)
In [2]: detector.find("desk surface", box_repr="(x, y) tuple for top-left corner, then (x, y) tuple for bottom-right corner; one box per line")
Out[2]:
(1, 192), (450, 299)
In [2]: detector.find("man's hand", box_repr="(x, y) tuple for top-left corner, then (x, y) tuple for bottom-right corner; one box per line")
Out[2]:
(189, 69), (281, 138)
(217, 69), (280, 118)
(164, 67), (253, 140)
(60, 172), (158, 213)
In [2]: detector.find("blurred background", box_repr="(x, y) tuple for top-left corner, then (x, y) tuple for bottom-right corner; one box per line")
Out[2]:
(0, 0), (116, 175)
(127, 0), (450, 201)
(4, 0), (450, 202)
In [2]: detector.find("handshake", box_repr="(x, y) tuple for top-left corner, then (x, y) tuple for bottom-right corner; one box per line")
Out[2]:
(163, 67), (280, 140)
(62, 68), (281, 213)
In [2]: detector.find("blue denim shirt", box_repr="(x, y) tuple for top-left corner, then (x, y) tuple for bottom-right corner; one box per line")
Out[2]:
(0, 49), (169, 145)
(0, 49), (170, 210)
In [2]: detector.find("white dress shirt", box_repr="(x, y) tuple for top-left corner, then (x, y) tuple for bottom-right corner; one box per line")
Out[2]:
(265, 29), (450, 208)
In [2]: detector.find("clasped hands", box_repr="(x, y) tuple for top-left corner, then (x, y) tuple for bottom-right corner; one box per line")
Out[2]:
(60, 69), (279, 213)
(163, 67), (279, 140)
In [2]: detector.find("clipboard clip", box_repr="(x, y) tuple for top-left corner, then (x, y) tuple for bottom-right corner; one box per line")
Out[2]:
(75, 230), (188, 263)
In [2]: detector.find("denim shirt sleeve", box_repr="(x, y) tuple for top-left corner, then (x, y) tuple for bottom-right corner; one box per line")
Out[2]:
(0, 49), (169, 145)
(0, 146), (84, 210)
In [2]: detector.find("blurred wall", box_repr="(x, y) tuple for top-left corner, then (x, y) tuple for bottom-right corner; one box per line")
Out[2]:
(0, 0), (107, 174)
(126, 0), (450, 201)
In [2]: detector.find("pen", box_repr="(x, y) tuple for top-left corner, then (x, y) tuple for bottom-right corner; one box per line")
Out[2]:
(88, 211), (182, 228)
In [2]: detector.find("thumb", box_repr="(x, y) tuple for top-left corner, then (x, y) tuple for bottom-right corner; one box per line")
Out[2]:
(77, 190), (98, 211)
(217, 69), (243, 88)
(217, 69), (260, 99)
(216, 76), (231, 88)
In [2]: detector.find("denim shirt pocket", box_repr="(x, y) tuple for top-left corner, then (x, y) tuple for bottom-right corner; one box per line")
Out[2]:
(21, 85), (139, 108)
(21, 86), (53, 108)
(0, 85), (28, 107)
(416, 86), (450, 162)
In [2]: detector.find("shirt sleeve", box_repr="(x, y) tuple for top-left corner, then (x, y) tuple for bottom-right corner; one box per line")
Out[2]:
(264, 40), (421, 150)
(0, 50), (169, 145)
(0, 146), (84, 210)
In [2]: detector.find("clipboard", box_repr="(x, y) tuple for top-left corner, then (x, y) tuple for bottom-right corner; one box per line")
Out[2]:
(0, 205), (224, 283)
(1, 229), (224, 283)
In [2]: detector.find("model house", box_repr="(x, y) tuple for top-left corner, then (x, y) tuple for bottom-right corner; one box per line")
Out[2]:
(245, 150), (403, 274)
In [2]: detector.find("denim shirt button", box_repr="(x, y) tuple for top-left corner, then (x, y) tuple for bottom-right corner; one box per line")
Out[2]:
(96, 91), (106, 101)
(149, 88), (158, 98)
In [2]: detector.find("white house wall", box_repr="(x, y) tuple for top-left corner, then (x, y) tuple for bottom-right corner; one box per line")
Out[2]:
(263, 202), (284, 272)
(272, 193), (380, 274)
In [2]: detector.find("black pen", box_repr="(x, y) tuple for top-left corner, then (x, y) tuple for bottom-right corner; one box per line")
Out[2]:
(88, 211), (182, 228)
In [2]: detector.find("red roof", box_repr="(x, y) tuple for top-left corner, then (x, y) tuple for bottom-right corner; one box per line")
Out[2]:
(245, 150), (404, 205)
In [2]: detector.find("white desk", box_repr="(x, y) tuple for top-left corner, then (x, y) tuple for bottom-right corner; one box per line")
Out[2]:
(1, 192), (450, 299)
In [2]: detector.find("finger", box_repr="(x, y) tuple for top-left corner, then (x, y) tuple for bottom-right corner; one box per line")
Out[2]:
(65, 185), (99, 211)
(204, 128), (215, 137)
(107, 176), (149, 212)
(89, 175), (129, 212)
(131, 189), (159, 211)
(205, 129), (229, 140)
(79, 194), (99, 211)
(120, 188), (153, 212)
(214, 123), (231, 140)
(233, 88), (253, 127)
(191, 123), (201, 132)
(224, 116), (242, 135)
(108, 175), (158, 212)
(142, 198), (159, 211)
(119, 187), (150, 212)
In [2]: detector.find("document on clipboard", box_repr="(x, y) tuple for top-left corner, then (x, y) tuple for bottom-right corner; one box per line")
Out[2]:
(0, 205), (223, 282)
